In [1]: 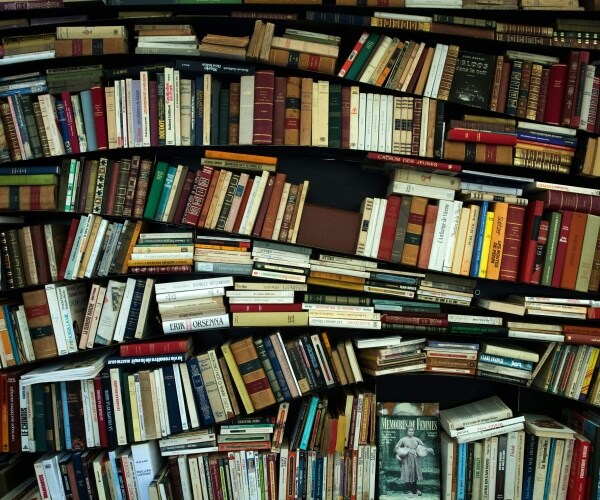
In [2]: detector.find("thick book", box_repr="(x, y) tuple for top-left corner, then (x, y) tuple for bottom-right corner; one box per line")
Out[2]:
(448, 52), (496, 110)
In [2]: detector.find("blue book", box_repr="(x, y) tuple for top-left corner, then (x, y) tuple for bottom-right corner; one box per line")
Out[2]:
(301, 335), (325, 389)
(2, 305), (20, 365)
(469, 200), (489, 277)
(262, 336), (291, 401)
(107, 448), (124, 500)
(0, 83), (48, 98)
(54, 99), (73, 154)
(194, 76), (204, 147)
(521, 433), (538, 500)
(516, 131), (577, 148)
(70, 451), (91, 500)
(153, 165), (177, 221)
(296, 450), (306, 498)
(79, 90), (97, 152)
(543, 438), (556, 500)
(0, 166), (61, 175)
(299, 396), (320, 451)
(59, 381), (72, 450)
(314, 456), (324, 500)
(131, 79), (143, 148)
(478, 353), (533, 371)
(162, 364), (182, 434)
(186, 357), (214, 427)
(457, 442), (467, 500)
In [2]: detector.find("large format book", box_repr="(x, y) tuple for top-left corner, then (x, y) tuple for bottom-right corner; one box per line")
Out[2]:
(377, 402), (440, 499)
(448, 52), (496, 110)
(439, 395), (513, 435)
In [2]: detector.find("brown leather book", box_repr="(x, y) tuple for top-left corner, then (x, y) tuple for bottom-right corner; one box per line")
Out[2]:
(252, 69), (275, 145)
(284, 76), (301, 146)
(273, 76), (287, 146)
(22, 289), (58, 360)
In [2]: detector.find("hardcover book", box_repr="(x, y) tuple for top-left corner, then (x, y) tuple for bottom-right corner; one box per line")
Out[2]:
(377, 402), (440, 499)
(448, 52), (496, 110)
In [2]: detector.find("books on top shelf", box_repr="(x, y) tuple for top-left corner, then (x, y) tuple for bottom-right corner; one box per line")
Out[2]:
(134, 24), (199, 57)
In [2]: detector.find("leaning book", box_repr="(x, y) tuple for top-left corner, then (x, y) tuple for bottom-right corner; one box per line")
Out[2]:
(377, 402), (441, 499)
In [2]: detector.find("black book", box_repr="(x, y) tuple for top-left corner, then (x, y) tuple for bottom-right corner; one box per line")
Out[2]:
(175, 59), (254, 76)
(187, 356), (214, 428)
(300, 335), (326, 390)
(70, 451), (89, 500)
(122, 278), (147, 341)
(119, 370), (134, 443)
(100, 368), (118, 448)
(289, 398), (311, 450)
(448, 51), (496, 110)
(42, 383), (55, 452)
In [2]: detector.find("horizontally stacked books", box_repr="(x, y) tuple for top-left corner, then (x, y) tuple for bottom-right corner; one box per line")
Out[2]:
(128, 231), (193, 272)
(198, 33), (249, 61)
(55, 25), (128, 58)
(0, 32), (55, 66)
(0, 166), (58, 211)
(134, 24), (199, 56)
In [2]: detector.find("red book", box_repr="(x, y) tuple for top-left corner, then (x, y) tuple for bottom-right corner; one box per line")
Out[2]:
(587, 307), (600, 319)
(417, 203), (438, 270)
(148, 80), (159, 147)
(561, 51), (581, 127)
(377, 195), (402, 261)
(517, 199), (545, 283)
(232, 177), (255, 234)
(252, 69), (275, 145)
(57, 218), (81, 282)
(172, 170), (196, 224)
(564, 324), (600, 335)
(406, 48), (428, 95)
(586, 76), (600, 134)
(337, 31), (369, 78)
(567, 433), (591, 500)
(536, 67), (551, 123)
(104, 160), (121, 215)
(29, 224), (50, 284)
(446, 129), (518, 146)
(181, 166), (214, 226)
(90, 86), (108, 150)
(551, 210), (574, 288)
(496, 61), (512, 114)
(498, 204), (526, 282)
(564, 332), (600, 345)
(529, 219), (549, 285)
(251, 174), (275, 237)
(197, 168), (221, 228)
(570, 51), (590, 128)
(77, 159), (93, 213)
(119, 338), (191, 356)
(60, 91), (80, 154)
(229, 303), (303, 313)
(93, 374), (108, 448)
(560, 211), (587, 290)
(272, 76), (286, 146)
(341, 86), (351, 150)
(541, 191), (600, 217)
(545, 63), (568, 125)
(364, 152), (462, 174)
(261, 172), (287, 240)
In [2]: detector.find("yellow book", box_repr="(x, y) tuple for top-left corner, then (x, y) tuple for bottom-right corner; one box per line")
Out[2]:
(232, 311), (309, 327)
(128, 374), (142, 442)
(221, 341), (255, 414)
(451, 206), (471, 275)
(336, 414), (347, 453)
(127, 258), (193, 267)
(120, 220), (145, 274)
(478, 211), (496, 279)
(486, 202), (509, 281)
(307, 276), (365, 292)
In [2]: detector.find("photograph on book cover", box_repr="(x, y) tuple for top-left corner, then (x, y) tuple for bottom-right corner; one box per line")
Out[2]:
(378, 402), (441, 499)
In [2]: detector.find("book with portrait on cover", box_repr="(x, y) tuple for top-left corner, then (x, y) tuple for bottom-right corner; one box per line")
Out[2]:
(377, 402), (441, 499)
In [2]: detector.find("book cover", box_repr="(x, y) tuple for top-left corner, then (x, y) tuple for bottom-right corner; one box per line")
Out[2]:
(448, 52), (496, 110)
(377, 402), (440, 499)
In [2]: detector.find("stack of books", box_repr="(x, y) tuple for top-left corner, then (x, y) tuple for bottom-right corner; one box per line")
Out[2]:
(134, 23), (199, 56)
(230, 281), (307, 327)
(198, 33), (249, 61)
(0, 167), (58, 210)
(458, 169), (531, 206)
(156, 276), (233, 334)
(0, 32), (55, 66)
(506, 321), (564, 341)
(45, 63), (102, 94)
(554, 18), (600, 48)
(217, 414), (279, 452)
(158, 427), (217, 457)
(0, 70), (47, 100)
(425, 340), (479, 375)
(193, 234), (253, 275)
(358, 336), (427, 375)
(477, 342), (538, 384)
(251, 240), (311, 283)
(515, 121), (576, 174)
(508, 295), (589, 320)
(128, 231), (194, 272)
(54, 25), (128, 58)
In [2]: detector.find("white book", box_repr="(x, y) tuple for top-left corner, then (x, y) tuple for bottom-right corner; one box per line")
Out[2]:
(310, 81), (320, 146)
(428, 200), (453, 272)
(442, 200), (464, 273)
(371, 93), (380, 152)
(178, 362), (199, 429)
(131, 441), (162, 500)
(125, 78), (135, 148)
(172, 363), (189, 431)
(517, 120), (576, 136)
(532, 437), (552, 500)
(389, 181), (456, 201)
(179, 78), (192, 146)
(358, 92), (367, 151)
(44, 284), (69, 356)
(164, 67), (175, 146)
(155, 276), (233, 295)
(242, 170), (270, 235)
(557, 438), (574, 500)
(431, 44), (449, 99)
(94, 280), (126, 345)
(134, 278), (154, 340)
(364, 197), (381, 258)
(238, 75), (255, 145)
(488, 437), (499, 499)
(316, 80), (329, 147)
(178, 455), (193, 499)
(42, 454), (66, 500)
(109, 368), (128, 446)
(56, 283), (87, 354)
(119, 79), (128, 148)
(140, 70), (151, 147)
(16, 305), (35, 362)
(156, 286), (225, 303)
(85, 285), (107, 349)
(173, 69), (181, 146)
(155, 367), (170, 436)
(440, 432), (455, 500)
(84, 218), (109, 278)
(111, 278), (137, 343)
(349, 86), (360, 149)
(113, 80), (123, 149)
(202, 73), (212, 146)
(364, 93), (374, 151)
(370, 198), (387, 259)
(385, 93), (393, 153)
(420, 96), (430, 157)
(81, 379), (94, 448)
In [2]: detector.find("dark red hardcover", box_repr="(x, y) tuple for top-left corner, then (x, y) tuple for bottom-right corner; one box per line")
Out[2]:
(252, 70), (275, 145)
(90, 86), (108, 150)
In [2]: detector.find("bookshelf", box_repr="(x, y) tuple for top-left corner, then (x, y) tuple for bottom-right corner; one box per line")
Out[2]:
(1, 1), (600, 498)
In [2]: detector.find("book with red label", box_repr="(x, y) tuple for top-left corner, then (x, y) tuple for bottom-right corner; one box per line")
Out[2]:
(119, 338), (192, 357)
(536, 67), (551, 123)
(181, 166), (214, 226)
(377, 195), (402, 262)
(338, 31), (369, 78)
(272, 76), (286, 146)
(499, 204), (526, 282)
(538, 190), (600, 217)
(560, 211), (587, 290)
(545, 63), (568, 125)
(90, 86), (108, 150)
(60, 91), (80, 154)
(567, 433), (591, 500)
(561, 51), (581, 127)
(149, 80), (159, 147)
(93, 374), (108, 448)
(529, 219), (549, 285)
(229, 303), (303, 313)
(550, 210), (573, 289)
(517, 199), (545, 283)
(446, 129), (518, 146)
(57, 218), (81, 282)
(570, 51), (590, 129)
(252, 69), (275, 145)
(401, 196), (429, 267)
(363, 152), (462, 175)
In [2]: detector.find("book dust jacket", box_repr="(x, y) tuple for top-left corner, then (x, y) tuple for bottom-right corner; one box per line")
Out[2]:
(377, 402), (441, 499)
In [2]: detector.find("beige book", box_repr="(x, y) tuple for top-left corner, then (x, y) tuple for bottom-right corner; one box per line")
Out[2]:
(164, 165), (189, 223)
(17, 226), (37, 286)
(359, 35), (393, 84)
(207, 349), (234, 420)
(400, 42), (426, 93)
(125, 78), (135, 148)
(316, 80), (329, 147)
(140, 71), (151, 147)
(460, 204), (480, 276)
(425, 98), (437, 157)
(202, 73), (211, 146)
(56, 25), (127, 39)
(575, 214), (600, 292)
(173, 69), (181, 147)
(109, 368), (128, 445)
(77, 216), (103, 279)
(300, 78), (313, 147)
(290, 180), (310, 244)
(104, 87), (118, 149)
(238, 75), (255, 145)
(311, 81), (319, 147)
(451, 207), (471, 275)
(86, 285), (106, 348)
(392, 168), (461, 190)
(271, 182), (291, 241)
(258, 22), (275, 64)
(207, 169), (232, 230)
(356, 197), (374, 256)
(368, 36), (399, 85)
(38, 94), (64, 156)
(232, 311), (309, 327)
(389, 41), (417, 91)
(391, 96), (402, 154)
(241, 170), (270, 235)
(270, 36), (339, 58)
(349, 86), (360, 150)
(246, 20), (265, 60)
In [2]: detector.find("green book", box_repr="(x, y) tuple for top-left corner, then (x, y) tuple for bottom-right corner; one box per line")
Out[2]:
(120, 370), (134, 444)
(0, 173), (58, 186)
(18, 94), (43, 159)
(328, 83), (342, 149)
(345, 32), (380, 81)
(541, 212), (562, 287)
(142, 161), (169, 219)
(154, 165), (177, 222)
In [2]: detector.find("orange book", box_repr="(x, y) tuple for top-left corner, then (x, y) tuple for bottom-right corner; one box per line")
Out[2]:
(401, 196), (429, 267)
(560, 211), (588, 290)
(485, 202), (509, 281)
(204, 149), (277, 165)
(120, 220), (145, 275)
